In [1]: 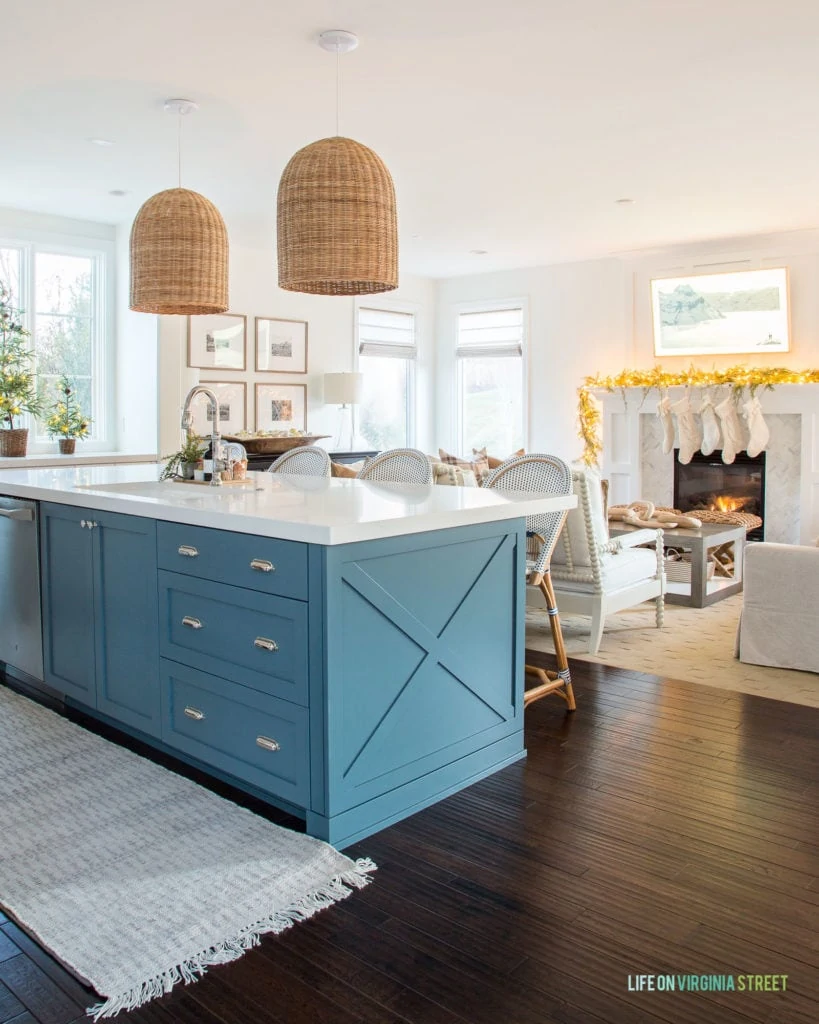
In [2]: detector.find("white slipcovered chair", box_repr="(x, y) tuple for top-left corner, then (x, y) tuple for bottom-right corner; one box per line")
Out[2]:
(356, 448), (433, 484)
(546, 465), (665, 654)
(267, 446), (332, 476)
(737, 543), (819, 673)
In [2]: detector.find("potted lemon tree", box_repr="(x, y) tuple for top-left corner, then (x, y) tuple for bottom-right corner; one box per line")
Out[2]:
(45, 376), (92, 454)
(0, 283), (41, 457)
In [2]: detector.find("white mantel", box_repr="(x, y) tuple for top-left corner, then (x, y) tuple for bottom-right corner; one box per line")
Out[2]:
(599, 384), (819, 545)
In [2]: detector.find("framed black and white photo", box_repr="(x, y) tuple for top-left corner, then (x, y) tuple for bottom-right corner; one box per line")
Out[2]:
(188, 314), (247, 370)
(255, 317), (308, 373)
(255, 383), (307, 432)
(187, 382), (247, 436)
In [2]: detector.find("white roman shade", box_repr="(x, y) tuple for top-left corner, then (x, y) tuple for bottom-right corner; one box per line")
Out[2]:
(456, 307), (524, 359)
(358, 306), (416, 359)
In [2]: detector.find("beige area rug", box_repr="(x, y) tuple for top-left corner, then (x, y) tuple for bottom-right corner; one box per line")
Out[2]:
(526, 594), (819, 707)
(0, 685), (375, 1019)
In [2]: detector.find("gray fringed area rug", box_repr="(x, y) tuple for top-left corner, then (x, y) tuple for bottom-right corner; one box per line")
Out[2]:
(0, 685), (375, 1019)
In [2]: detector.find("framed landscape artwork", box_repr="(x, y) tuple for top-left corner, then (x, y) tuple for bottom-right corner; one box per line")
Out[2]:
(651, 268), (790, 357)
(188, 314), (247, 370)
(255, 317), (308, 373)
(187, 382), (247, 436)
(255, 383), (307, 433)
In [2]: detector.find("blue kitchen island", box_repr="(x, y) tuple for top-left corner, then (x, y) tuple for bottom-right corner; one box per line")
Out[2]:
(0, 466), (575, 848)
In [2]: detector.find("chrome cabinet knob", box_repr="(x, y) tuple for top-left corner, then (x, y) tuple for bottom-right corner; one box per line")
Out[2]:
(253, 637), (279, 652)
(182, 615), (203, 630)
(178, 545), (199, 558)
(250, 559), (275, 573)
(256, 736), (280, 752)
(184, 706), (205, 721)
(80, 519), (88, 528)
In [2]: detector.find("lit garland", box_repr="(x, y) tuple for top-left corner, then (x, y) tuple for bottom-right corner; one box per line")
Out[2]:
(577, 365), (819, 465)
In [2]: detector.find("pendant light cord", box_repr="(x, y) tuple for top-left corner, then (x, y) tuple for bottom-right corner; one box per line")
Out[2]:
(177, 112), (182, 188)
(335, 44), (341, 136)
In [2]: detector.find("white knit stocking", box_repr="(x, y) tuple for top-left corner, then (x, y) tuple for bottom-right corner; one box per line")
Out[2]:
(715, 393), (745, 464)
(670, 393), (700, 464)
(699, 396), (721, 457)
(743, 395), (770, 457)
(657, 396), (675, 454)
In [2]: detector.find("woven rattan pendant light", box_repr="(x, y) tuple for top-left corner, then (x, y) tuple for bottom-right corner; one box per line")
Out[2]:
(130, 99), (228, 314)
(277, 31), (398, 296)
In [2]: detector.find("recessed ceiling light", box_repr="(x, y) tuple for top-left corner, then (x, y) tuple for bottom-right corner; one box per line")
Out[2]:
(615, 197), (635, 205)
(108, 189), (128, 197)
(89, 138), (115, 146)
(470, 249), (488, 255)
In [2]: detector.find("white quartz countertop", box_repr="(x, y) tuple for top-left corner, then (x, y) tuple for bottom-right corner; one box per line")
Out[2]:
(0, 464), (577, 545)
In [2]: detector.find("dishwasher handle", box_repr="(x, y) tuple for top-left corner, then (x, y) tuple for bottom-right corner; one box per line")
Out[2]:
(0, 507), (34, 522)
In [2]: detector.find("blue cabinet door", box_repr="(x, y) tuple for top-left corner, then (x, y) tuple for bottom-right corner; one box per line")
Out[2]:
(94, 511), (161, 737)
(40, 503), (97, 705)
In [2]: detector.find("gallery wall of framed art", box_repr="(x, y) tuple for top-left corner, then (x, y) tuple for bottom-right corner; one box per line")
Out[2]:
(191, 313), (310, 434)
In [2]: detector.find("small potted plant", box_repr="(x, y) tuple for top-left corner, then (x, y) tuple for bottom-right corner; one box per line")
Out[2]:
(0, 283), (42, 457)
(45, 376), (92, 454)
(160, 434), (208, 481)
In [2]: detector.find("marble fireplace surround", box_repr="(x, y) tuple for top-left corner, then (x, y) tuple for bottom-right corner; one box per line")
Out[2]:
(599, 384), (819, 545)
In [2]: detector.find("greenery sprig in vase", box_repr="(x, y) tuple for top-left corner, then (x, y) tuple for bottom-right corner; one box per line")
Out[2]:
(0, 283), (42, 457)
(160, 434), (208, 481)
(45, 376), (92, 454)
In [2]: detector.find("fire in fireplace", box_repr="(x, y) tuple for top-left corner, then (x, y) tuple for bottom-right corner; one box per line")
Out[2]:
(673, 450), (765, 540)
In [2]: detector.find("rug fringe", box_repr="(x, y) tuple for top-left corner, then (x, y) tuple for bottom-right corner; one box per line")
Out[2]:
(88, 858), (376, 1020)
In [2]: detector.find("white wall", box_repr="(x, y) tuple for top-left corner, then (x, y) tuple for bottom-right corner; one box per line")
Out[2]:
(435, 259), (631, 462)
(157, 240), (436, 457)
(435, 227), (819, 465)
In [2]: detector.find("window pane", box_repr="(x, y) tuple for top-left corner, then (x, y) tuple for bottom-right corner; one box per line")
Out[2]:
(358, 355), (409, 449)
(460, 355), (524, 453)
(0, 248), (21, 307)
(36, 253), (92, 316)
(35, 314), (92, 377)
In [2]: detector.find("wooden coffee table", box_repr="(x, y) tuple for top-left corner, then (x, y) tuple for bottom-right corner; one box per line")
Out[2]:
(608, 522), (746, 608)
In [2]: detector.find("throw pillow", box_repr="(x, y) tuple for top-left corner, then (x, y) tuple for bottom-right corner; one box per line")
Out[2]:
(473, 447), (525, 469)
(331, 460), (365, 478)
(431, 462), (478, 487)
(438, 447), (491, 483)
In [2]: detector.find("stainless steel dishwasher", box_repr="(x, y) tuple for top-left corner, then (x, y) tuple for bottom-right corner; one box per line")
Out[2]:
(0, 495), (44, 682)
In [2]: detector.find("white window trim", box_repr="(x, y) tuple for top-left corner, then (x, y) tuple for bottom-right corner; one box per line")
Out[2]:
(453, 297), (529, 454)
(354, 298), (420, 448)
(0, 230), (115, 453)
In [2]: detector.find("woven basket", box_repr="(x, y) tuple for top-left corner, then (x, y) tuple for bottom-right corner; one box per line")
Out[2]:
(277, 137), (398, 296)
(0, 429), (28, 457)
(664, 551), (716, 583)
(130, 187), (229, 314)
(223, 434), (330, 455)
(58, 438), (76, 455)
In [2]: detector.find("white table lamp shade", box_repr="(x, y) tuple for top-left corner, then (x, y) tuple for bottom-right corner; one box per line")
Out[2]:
(324, 372), (364, 405)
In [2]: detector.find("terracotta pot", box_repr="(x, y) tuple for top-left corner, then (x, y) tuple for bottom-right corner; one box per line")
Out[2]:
(58, 438), (76, 455)
(0, 428), (29, 457)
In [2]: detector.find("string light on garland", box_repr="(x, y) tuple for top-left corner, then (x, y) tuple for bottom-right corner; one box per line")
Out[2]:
(577, 364), (819, 466)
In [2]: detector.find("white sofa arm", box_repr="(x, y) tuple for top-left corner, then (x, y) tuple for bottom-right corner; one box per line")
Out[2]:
(739, 542), (819, 672)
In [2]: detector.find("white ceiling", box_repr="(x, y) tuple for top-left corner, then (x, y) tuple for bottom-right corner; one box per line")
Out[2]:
(4, 0), (819, 277)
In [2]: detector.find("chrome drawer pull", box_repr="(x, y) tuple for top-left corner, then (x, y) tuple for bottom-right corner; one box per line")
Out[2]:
(184, 706), (205, 721)
(178, 545), (199, 558)
(253, 637), (279, 652)
(256, 736), (281, 752)
(80, 519), (88, 529)
(250, 558), (275, 573)
(182, 615), (203, 630)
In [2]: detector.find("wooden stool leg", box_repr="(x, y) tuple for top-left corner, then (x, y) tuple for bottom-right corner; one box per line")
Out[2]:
(524, 569), (576, 711)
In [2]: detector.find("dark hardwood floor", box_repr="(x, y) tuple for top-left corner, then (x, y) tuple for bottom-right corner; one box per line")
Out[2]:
(2, 654), (818, 1024)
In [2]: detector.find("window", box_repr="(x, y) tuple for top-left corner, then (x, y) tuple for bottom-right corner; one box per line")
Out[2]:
(456, 305), (525, 453)
(0, 239), (110, 448)
(356, 306), (416, 449)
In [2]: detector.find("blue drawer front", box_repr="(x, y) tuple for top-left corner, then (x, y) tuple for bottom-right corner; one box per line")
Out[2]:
(157, 521), (308, 600)
(160, 660), (309, 806)
(159, 571), (309, 705)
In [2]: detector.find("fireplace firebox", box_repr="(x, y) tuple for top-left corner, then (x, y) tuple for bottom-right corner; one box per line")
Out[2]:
(673, 450), (765, 541)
